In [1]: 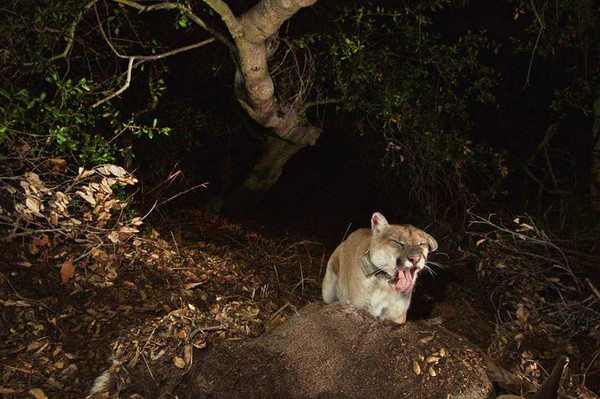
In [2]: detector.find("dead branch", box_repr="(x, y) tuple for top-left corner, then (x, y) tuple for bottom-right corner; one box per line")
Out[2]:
(524, 0), (546, 88)
(467, 211), (599, 340)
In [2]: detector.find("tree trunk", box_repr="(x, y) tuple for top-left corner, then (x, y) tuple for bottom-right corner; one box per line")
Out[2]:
(221, 123), (319, 215)
(204, 0), (320, 214)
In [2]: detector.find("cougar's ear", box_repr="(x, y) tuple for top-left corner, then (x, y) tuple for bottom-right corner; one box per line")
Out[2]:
(371, 212), (389, 235)
(426, 233), (438, 253)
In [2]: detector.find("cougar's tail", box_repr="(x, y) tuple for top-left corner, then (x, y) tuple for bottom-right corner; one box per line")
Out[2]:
(322, 258), (339, 303)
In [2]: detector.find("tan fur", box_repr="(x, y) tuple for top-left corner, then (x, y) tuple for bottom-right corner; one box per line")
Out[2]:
(322, 212), (437, 323)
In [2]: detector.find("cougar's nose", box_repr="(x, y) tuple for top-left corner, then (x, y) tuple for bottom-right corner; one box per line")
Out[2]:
(407, 255), (421, 265)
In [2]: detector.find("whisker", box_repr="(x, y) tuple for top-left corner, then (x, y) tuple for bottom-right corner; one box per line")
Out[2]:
(426, 261), (444, 269)
(422, 264), (437, 277)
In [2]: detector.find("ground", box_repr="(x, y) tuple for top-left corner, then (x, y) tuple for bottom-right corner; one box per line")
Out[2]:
(0, 209), (598, 398)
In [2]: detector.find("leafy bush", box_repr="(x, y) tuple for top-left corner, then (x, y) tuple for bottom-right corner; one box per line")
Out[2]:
(313, 2), (506, 220)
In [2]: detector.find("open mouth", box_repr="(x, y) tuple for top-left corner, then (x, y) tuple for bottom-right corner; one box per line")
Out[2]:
(394, 267), (416, 294)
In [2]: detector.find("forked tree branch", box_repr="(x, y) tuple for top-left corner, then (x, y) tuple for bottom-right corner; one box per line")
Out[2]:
(200, 0), (318, 138)
(48, 0), (99, 62)
(113, 0), (234, 49)
(92, 5), (215, 107)
(202, 0), (243, 39)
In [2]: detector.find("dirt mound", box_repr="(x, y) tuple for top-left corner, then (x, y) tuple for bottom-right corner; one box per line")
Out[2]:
(122, 303), (492, 399)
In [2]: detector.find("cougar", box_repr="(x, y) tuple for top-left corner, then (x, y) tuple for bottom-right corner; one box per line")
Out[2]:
(322, 212), (437, 323)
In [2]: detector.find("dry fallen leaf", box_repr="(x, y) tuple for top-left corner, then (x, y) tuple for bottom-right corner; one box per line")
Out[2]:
(78, 167), (95, 179)
(75, 190), (96, 206)
(412, 361), (421, 375)
(119, 226), (139, 234)
(108, 231), (120, 243)
(516, 304), (528, 327)
(131, 217), (143, 226)
(177, 330), (188, 339)
(28, 388), (48, 399)
(25, 196), (42, 215)
(419, 335), (434, 344)
(516, 223), (534, 232)
(26, 172), (46, 191)
(48, 158), (67, 175)
(108, 164), (127, 177)
(60, 258), (75, 285)
(172, 356), (186, 369)
(184, 282), (204, 291)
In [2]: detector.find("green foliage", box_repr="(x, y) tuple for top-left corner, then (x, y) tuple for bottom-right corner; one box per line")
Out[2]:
(1, 70), (169, 167)
(0, 0), (173, 169)
(509, 0), (598, 116)
(321, 2), (503, 217)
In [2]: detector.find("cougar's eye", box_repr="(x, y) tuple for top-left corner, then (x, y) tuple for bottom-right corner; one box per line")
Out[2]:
(419, 242), (427, 247)
(391, 239), (404, 248)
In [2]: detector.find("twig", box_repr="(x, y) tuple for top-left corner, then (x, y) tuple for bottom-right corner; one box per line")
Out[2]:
(169, 231), (180, 256)
(582, 350), (599, 387)
(468, 211), (571, 269)
(141, 352), (155, 380)
(113, 0), (234, 49)
(46, 0), (99, 62)
(341, 222), (353, 242)
(524, 0), (546, 88)
(267, 302), (290, 325)
(533, 356), (568, 399)
(302, 98), (343, 113)
(93, 57), (134, 108)
(586, 278), (600, 300)
(92, 3), (217, 107)
(189, 325), (226, 340)
(144, 165), (182, 195)
(141, 200), (158, 221)
(157, 182), (209, 207)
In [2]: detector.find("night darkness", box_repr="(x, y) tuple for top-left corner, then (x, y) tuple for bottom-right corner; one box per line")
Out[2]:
(0, 0), (598, 397)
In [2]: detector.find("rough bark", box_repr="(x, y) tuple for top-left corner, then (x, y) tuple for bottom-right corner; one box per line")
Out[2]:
(205, 0), (320, 214)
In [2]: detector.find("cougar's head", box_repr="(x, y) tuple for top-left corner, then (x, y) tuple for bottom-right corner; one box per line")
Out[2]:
(368, 212), (438, 295)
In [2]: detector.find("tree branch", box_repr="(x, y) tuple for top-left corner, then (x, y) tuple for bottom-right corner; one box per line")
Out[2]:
(523, 0), (546, 88)
(202, 0), (243, 39)
(93, 57), (134, 108)
(239, 0), (317, 42)
(228, 0), (319, 137)
(113, 0), (235, 49)
(301, 98), (342, 113)
(92, 4), (216, 107)
(48, 0), (99, 62)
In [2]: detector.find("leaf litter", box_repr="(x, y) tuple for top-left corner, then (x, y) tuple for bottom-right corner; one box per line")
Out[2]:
(0, 209), (324, 398)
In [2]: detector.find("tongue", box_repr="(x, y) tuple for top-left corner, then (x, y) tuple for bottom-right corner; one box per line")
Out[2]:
(395, 269), (414, 294)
